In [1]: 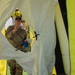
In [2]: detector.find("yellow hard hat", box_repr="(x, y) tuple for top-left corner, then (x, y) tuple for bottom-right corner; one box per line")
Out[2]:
(11, 8), (22, 18)
(15, 11), (21, 17)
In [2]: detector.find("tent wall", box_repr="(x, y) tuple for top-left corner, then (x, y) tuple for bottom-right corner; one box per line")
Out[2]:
(66, 0), (75, 75)
(55, 0), (70, 75)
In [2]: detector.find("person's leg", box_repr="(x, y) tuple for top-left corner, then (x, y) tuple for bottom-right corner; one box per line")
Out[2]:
(7, 59), (16, 75)
(15, 61), (23, 75)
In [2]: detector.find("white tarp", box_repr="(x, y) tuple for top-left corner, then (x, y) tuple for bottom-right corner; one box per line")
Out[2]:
(0, 0), (58, 75)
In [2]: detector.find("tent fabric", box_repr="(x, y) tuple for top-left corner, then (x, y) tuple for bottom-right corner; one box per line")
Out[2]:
(0, 0), (58, 75)
(0, 28), (7, 75)
(55, 4), (70, 75)
(66, 0), (75, 75)
(4, 17), (14, 30)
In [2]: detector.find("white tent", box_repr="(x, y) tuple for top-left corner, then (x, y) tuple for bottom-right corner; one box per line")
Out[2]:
(0, 0), (70, 75)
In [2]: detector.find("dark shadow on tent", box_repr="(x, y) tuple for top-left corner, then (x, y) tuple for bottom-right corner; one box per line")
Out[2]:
(55, 0), (69, 75)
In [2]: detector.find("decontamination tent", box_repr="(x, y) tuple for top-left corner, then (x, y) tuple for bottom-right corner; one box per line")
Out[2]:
(0, 0), (70, 75)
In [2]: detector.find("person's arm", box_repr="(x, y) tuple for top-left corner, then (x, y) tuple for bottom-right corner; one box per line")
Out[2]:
(5, 26), (13, 39)
(22, 20), (28, 29)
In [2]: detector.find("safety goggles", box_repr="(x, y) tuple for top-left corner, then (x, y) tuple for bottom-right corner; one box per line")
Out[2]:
(15, 17), (21, 20)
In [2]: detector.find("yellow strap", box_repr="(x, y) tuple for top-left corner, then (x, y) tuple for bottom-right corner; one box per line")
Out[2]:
(0, 60), (7, 75)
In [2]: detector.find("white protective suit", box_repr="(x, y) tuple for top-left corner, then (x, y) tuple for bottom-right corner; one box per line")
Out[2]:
(0, 0), (58, 75)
